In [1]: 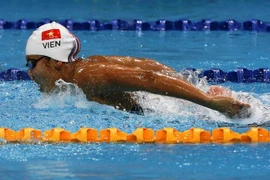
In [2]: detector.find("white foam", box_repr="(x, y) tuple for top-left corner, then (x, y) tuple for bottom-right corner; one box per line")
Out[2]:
(132, 90), (270, 125)
(33, 79), (90, 109)
(32, 75), (270, 126)
(232, 91), (270, 124)
(133, 69), (270, 125)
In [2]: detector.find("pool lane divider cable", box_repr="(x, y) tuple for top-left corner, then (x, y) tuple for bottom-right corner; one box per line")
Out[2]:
(0, 19), (270, 31)
(1, 68), (270, 83)
(0, 127), (269, 144)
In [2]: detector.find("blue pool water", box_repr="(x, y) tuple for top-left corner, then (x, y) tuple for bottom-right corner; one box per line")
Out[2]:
(1, 0), (270, 179)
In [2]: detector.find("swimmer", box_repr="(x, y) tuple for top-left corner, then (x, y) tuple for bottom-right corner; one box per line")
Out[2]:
(25, 22), (251, 118)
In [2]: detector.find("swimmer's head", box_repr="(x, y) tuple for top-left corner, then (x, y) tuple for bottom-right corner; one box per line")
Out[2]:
(26, 22), (81, 62)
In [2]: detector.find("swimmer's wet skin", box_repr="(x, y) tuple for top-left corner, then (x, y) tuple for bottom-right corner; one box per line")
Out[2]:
(209, 97), (251, 118)
(25, 22), (251, 119)
(206, 85), (251, 119)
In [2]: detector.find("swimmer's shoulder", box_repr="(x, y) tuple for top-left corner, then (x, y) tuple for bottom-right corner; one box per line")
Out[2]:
(83, 55), (136, 65)
(84, 55), (108, 62)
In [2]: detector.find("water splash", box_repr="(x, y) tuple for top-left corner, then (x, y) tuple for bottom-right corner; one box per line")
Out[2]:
(232, 91), (270, 125)
(33, 79), (90, 109)
(31, 76), (270, 127)
(134, 69), (270, 126)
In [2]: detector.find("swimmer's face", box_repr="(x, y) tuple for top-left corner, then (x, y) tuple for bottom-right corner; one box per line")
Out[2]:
(26, 55), (61, 93)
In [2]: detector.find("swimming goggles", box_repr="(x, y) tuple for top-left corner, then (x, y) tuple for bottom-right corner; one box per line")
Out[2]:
(26, 56), (45, 69)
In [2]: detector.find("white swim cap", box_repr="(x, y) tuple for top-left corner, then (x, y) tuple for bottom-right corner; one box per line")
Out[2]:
(26, 22), (81, 62)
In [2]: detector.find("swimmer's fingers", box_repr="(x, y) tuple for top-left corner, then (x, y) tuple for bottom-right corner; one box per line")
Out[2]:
(238, 105), (252, 119)
(210, 97), (251, 119)
(226, 102), (251, 119)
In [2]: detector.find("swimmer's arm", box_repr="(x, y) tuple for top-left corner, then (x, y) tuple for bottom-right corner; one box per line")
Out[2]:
(121, 68), (250, 118)
(104, 65), (212, 106)
(76, 64), (250, 118)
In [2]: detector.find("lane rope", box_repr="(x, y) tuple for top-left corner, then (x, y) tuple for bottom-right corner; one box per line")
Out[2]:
(1, 68), (269, 83)
(0, 127), (268, 144)
(0, 19), (269, 31)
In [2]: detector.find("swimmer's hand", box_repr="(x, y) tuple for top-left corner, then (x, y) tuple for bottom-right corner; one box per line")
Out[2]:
(209, 96), (251, 119)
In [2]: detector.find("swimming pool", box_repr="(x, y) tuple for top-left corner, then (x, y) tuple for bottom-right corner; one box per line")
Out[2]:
(1, 0), (270, 179)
